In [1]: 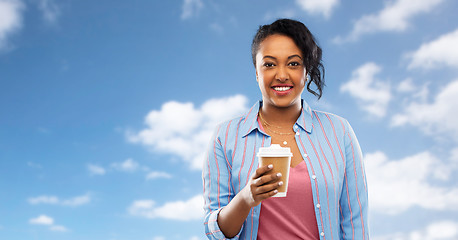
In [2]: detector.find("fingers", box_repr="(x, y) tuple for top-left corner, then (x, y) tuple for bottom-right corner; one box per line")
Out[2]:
(255, 180), (283, 195)
(251, 170), (283, 196)
(252, 164), (274, 179)
(244, 164), (284, 207)
(250, 180), (283, 203)
(257, 187), (279, 199)
(253, 172), (282, 187)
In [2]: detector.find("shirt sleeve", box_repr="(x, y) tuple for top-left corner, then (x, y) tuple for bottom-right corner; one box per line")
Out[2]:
(339, 119), (370, 240)
(203, 124), (243, 240)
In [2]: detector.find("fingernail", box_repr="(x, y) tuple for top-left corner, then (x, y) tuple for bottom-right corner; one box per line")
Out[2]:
(276, 173), (282, 177)
(278, 181), (283, 186)
(268, 164), (273, 169)
(273, 190), (278, 193)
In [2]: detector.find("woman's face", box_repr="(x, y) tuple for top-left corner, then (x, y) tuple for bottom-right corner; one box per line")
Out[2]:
(255, 34), (306, 110)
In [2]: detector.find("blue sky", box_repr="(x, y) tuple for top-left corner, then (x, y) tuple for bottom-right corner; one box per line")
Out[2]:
(1, 0), (458, 239)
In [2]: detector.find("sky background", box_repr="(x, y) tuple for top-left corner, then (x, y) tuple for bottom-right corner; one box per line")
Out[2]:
(1, 0), (458, 239)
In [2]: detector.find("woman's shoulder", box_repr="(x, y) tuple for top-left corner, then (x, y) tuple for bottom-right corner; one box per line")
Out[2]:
(213, 101), (260, 136)
(312, 109), (347, 122)
(216, 115), (246, 131)
(209, 115), (248, 148)
(311, 109), (350, 133)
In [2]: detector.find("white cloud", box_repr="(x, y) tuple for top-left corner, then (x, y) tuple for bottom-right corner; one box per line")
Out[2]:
(49, 225), (68, 232)
(27, 161), (43, 169)
(146, 171), (172, 180)
(87, 164), (106, 175)
(406, 28), (458, 70)
(334, 0), (444, 43)
(28, 193), (91, 207)
(391, 80), (458, 141)
(61, 194), (90, 206)
(111, 158), (139, 172)
(425, 221), (458, 240)
(366, 151), (458, 215)
(340, 62), (391, 117)
(128, 195), (203, 221)
(37, 0), (60, 24)
(209, 23), (223, 35)
(181, 0), (203, 20)
(0, 0), (24, 50)
(29, 215), (54, 225)
(413, 83), (430, 102)
(397, 78), (415, 93)
(28, 195), (59, 205)
(127, 95), (249, 170)
(396, 78), (431, 104)
(373, 220), (458, 240)
(295, 0), (339, 18)
(91, 159), (151, 175)
(29, 215), (69, 232)
(451, 148), (458, 162)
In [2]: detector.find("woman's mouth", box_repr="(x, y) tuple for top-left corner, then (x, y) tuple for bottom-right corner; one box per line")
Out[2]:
(273, 86), (292, 91)
(271, 86), (293, 95)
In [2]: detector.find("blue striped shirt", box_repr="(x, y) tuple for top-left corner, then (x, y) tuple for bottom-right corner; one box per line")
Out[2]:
(203, 100), (369, 240)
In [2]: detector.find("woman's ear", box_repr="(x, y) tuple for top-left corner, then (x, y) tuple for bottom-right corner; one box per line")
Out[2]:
(304, 68), (308, 83)
(255, 70), (259, 83)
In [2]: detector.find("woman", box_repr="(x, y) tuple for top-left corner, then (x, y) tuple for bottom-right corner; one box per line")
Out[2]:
(203, 19), (369, 240)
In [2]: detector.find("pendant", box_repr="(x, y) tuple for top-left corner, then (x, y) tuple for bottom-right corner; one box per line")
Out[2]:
(283, 141), (287, 145)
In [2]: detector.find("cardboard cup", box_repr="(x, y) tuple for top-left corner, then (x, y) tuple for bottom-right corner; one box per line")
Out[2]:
(257, 144), (292, 197)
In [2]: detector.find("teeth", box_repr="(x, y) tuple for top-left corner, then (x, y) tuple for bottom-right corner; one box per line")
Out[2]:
(273, 86), (291, 91)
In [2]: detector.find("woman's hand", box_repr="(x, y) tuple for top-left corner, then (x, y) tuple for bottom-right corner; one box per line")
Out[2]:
(241, 164), (283, 208)
(216, 164), (282, 238)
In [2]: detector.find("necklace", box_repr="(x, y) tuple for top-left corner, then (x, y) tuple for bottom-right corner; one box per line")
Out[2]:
(258, 112), (296, 145)
(258, 111), (284, 129)
(258, 112), (294, 135)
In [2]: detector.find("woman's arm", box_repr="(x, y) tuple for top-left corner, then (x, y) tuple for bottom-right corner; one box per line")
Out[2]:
(339, 119), (370, 240)
(218, 164), (282, 238)
(203, 125), (281, 239)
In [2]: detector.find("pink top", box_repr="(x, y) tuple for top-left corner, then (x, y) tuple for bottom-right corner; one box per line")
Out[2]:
(257, 160), (320, 240)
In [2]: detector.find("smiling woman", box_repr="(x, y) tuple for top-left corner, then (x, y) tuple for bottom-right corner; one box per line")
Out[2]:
(255, 34), (307, 110)
(202, 18), (369, 240)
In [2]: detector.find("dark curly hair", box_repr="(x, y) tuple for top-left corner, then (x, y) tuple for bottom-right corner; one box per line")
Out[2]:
(251, 19), (325, 99)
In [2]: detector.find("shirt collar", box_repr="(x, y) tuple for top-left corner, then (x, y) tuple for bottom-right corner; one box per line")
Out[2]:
(240, 99), (313, 138)
(297, 99), (313, 134)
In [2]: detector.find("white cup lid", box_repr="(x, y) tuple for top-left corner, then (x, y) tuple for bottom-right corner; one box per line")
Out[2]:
(257, 144), (293, 157)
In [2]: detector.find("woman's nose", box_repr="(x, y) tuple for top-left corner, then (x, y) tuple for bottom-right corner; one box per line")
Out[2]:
(275, 66), (288, 81)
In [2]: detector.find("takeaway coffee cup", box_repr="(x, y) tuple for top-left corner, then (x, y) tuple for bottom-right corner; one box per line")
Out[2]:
(257, 144), (293, 197)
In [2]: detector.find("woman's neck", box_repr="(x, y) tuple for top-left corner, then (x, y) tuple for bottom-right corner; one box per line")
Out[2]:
(259, 101), (302, 127)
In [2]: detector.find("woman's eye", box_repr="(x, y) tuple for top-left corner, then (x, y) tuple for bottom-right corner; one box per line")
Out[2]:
(263, 63), (275, 67)
(289, 62), (301, 67)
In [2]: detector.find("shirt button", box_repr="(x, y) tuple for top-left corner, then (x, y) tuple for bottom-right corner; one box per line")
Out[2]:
(320, 232), (325, 237)
(316, 204), (321, 208)
(303, 154), (308, 158)
(296, 131), (300, 135)
(312, 175), (316, 180)
(294, 125), (298, 129)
